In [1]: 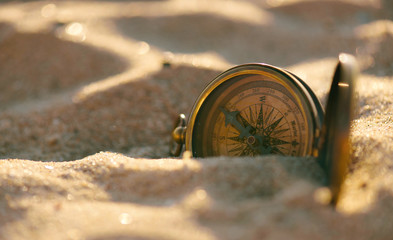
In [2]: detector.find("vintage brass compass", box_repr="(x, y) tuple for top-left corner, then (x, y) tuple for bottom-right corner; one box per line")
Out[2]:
(170, 53), (358, 205)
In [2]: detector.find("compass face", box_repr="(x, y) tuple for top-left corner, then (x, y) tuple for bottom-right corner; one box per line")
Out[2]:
(186, 64), (323, 157)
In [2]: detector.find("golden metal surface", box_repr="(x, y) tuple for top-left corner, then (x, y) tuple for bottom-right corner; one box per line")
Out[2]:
(318, 53), (358, 206)
(184, 64), (323, 157)
(169, 114), (186, 157)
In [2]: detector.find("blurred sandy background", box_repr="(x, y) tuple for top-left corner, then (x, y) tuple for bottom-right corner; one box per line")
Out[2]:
(0, 0), (392, 239)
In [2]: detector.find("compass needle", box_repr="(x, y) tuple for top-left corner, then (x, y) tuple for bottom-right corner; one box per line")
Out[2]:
(220, 107), (252, 138)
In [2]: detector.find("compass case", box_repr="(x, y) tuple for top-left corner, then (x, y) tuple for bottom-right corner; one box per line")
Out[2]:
(185, 63), (324, 158)
(318, 54), (359, 205)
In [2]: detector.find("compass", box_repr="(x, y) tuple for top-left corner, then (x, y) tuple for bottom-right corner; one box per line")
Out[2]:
(170, 53), (358, 205)
(186, 64), (324, 158)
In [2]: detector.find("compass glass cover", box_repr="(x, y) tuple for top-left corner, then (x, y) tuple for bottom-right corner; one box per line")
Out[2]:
(186, 64), (322, 157)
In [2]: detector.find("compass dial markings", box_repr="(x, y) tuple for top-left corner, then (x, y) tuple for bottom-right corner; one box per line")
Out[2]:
(193, 71), (314, 157)
(228, 145), (245, 154)
(271, 127), (290, 136)
(248, 106), (255, 126)
(271, 147), (286, 155)
(269, 136), (290, 146)
(256, 103), (265, 132)
(265, 116), (284, 136)
(227, 136), (244, 143)
(238, 112), (255, 132)
(264, 106), (275, 128)
(220, 101), (294, 156)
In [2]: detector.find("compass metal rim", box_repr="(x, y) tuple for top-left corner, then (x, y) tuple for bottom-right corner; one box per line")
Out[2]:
(185, 63), (324, 157)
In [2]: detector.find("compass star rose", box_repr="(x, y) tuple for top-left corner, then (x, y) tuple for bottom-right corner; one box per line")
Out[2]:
(221, 105), (292, 156)
(291, 140), (299, 147)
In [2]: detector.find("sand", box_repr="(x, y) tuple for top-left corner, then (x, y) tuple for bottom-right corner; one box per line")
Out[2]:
(0, 0), (392, 239)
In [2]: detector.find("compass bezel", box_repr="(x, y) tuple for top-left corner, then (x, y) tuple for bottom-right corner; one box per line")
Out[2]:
(185, 63), (324, 157)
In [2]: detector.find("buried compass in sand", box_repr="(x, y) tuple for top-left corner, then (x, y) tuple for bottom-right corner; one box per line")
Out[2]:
(170, 53), (358, 205)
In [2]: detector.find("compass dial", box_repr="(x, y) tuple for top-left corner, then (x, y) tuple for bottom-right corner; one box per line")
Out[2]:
(186, 64), (323, 158)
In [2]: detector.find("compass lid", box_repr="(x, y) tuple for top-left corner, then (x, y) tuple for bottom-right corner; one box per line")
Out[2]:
(318, 53), (359, 206)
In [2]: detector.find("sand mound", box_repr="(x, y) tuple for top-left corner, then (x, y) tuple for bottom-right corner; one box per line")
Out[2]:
(116, 13), (360, 66)
(0, 65), (219, 161)
(0, 31), (127, 107)
(1, 152), (392, 240)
